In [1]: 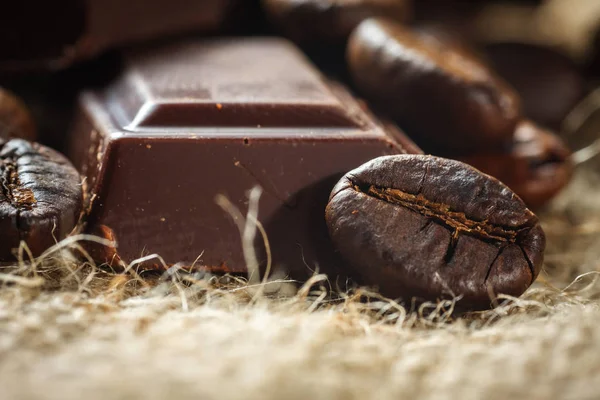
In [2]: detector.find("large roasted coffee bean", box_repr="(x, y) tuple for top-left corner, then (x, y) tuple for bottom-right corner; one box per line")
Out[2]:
(0, 138), (82, 260)
(262, 0), (412, 44)
(459, 121), (573, 209)
(347, 18), (521, 155)
(325, 154), (545, 310)
(0, 88), (37, 141)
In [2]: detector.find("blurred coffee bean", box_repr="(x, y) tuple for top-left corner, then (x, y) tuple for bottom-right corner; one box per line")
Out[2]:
(0, 88), (37, 141)
(485, 43), (585, 130)
(0, 53), (121, 151)
(0, 138), (82, 261)
(347, 18), (521, 155)
(325, 154), (545, 310)
(413, 24), (487, 61)
(459, 121), (572, 209)
(261, 0), (412, 45)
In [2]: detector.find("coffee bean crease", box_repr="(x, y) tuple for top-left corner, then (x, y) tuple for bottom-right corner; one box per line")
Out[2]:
(1, 159), (37, 211)
(357, 184), (524, 243)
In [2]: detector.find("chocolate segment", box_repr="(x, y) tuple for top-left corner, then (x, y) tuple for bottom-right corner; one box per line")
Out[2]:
(68, 38), (417, 273)
(0, 0), (238, 71)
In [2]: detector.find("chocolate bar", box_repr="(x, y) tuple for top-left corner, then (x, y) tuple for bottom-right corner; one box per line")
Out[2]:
(68, 38), (418, 274)
(0, 0), (238, 71)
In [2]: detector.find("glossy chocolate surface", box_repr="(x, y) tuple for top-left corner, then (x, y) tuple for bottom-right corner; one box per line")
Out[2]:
(68, 37), (418, 274)
(0, 0), (237, 71)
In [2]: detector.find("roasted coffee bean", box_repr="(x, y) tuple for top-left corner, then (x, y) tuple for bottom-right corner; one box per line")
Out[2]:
(347, 18), (521, 155)
(262, 0), (411, 44)
(325, 155), (545, 310)
(485, 43), (586, 130)
(459, 121), (572, 209)
(0, 138), (82, 261)
(0, 88), (37, 142)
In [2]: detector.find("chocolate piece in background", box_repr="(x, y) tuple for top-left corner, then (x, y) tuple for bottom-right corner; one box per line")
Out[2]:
(0, 138), (83, 261)
(347, 18), (521, 156)
(458, 121), (573, 209)
(0, 88), (37, 141)
(68, 37), (418, 276)
(0, 0), (239, 72)
(485, 43), (586, 131)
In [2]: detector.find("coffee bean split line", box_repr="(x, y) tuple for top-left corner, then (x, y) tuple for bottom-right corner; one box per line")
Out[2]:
(1, 159), (37, 212)
(353, 183), (525, 243)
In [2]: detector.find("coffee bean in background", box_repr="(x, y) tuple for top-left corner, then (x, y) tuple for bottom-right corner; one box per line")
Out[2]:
(261, 0), (412, 45)
(485, 42), (586, 131)
(0, 53), (122, 151)
(260, 0), (413, 81)
(347, 18), (521, 156)
(458, 121), (572, 209)
(0, 88), (37, 142)
(0, 139), (83, 261)
(325, 154), (545, 310)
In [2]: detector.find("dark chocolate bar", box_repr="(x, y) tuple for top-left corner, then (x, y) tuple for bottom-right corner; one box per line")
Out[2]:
(68, 38), (418, 274)
(0, 0), (238, 71)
